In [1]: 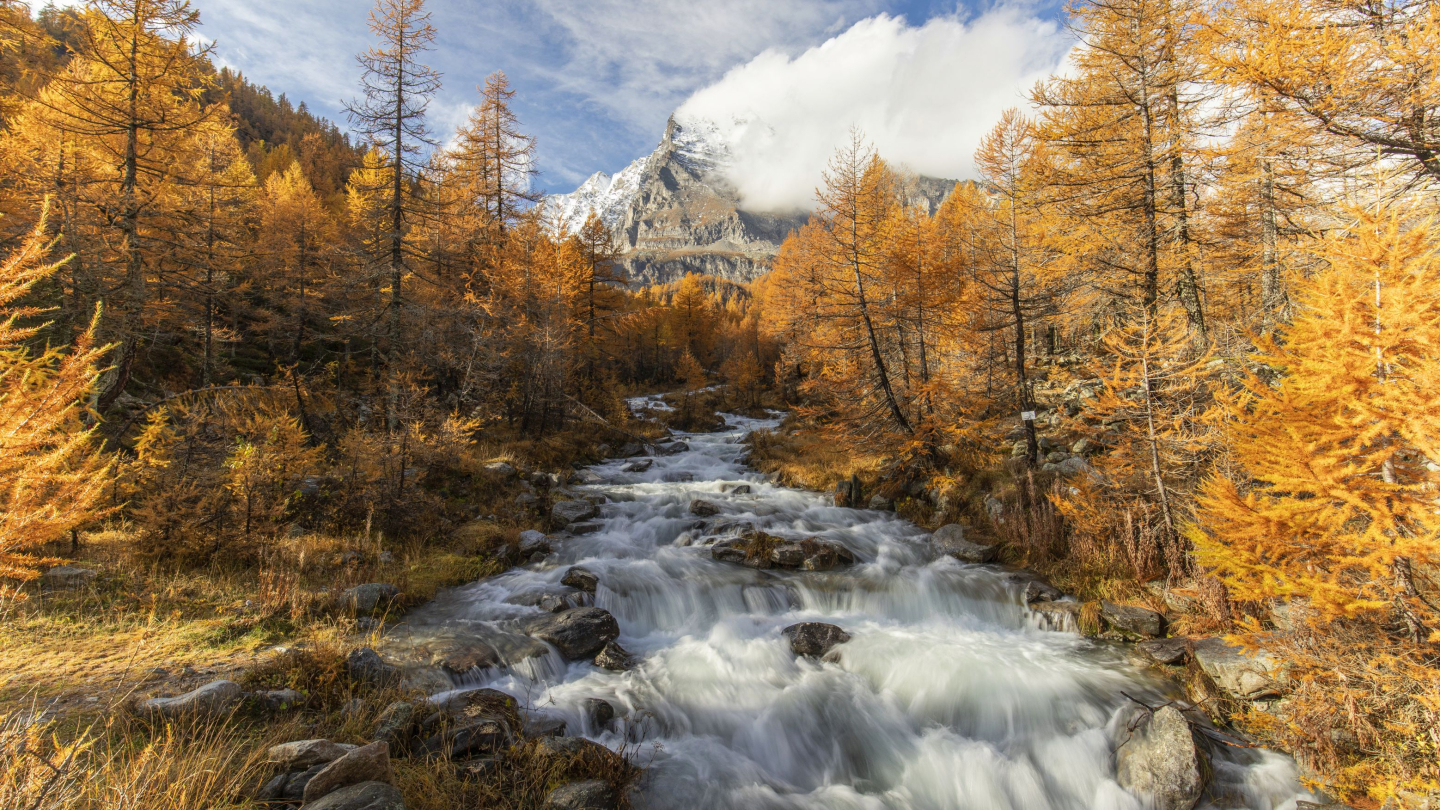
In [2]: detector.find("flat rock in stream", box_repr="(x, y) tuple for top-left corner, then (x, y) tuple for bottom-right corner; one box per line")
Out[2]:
(689, 499), (721, 516)
(654, 441), (689, 456)
(1137, 638), (1191, 666)
(425, 635), (551, 677)
(525, 608), (620, 660)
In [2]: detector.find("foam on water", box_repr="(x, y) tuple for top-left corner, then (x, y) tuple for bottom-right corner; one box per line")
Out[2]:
(394, 399), (1316, 810)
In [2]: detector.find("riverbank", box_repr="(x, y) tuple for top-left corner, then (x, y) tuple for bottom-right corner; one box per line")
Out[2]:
(4, 396), (1319, 810)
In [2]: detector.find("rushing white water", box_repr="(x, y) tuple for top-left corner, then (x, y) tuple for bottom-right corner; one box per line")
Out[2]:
(393, 400), (1315, 810)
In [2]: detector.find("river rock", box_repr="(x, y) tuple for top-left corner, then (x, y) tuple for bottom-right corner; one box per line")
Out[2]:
(268, 739), (356, 770)
(525, 714), (568, 738)
(485, 461), (518, 479)
(1115, 705), (1207, 810)
(138, 679), (243, 719)
(347, 647), (401, 687)
(259, 764), (324, 802)
(1030, 600), (1083, 633)
(783, 622), (852, 658)
(1191, 638), (1283, 700)
(574, 470), (605, 485)
(303, 781), (406, 810)
(427, 718), (513, 758)
(711, 544), (747, 564)
(932, 524), (997, 564)
(621, 459), (653, 473)
(40, 565), (96, 590)
(552, 500), (600, 528)
(545, 780), (615, 810)
(561, 566), (599, 593)
(770, 543), (806, 568)
(567, 521), (604, 535)
(526, 607), (620, 659)
(1137, 638), (1190, 666)
(689, 499), (721, 516)
(518, 530), (551, 558)
(654, 441), (689, 455)
(868, 494), (894, 511)
(253, 688), (305, 712)
(593, 641), (632, 671)
(1023, 579), (1064, 604)
(344, 583), (399, 614)
(302, 741), (393, 803)
(584, 698), (616, 729)
(1101, 601), (1164, 638)
(373, 701), (416, 747)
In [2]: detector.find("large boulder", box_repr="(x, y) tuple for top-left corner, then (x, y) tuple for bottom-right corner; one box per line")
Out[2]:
(782, 623), (852, 658)
(138, 680), (243, 719)
(1115, 706), (1208, 810)
(344, 583), (400, 614)
(304, 781), (406, 810)
(546, 780), (615, 810)
(1191, 638), (1283, 700)
(932, 524), (997, 564)
(526, 608), (621, 659)
(552, 500), (600, 528)
(620, 459), (653, 473)
(268, 739), (356, 770)
(1101, 601), (1165, 638)
(302, 741), (394, 803)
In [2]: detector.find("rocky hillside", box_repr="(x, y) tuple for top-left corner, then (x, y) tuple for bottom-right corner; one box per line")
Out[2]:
(547, 116), (959, 286)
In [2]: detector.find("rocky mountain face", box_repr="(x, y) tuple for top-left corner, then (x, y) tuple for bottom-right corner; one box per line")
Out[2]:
(547, 116), (958, 286)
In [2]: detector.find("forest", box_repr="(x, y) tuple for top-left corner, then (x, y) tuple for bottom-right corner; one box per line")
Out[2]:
(0, 0), (1437, 808)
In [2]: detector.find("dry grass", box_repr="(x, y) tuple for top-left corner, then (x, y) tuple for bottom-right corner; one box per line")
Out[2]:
(745, 418), (887, 495)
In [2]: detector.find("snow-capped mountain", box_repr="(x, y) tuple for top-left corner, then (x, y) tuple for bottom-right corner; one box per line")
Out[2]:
(546, 114), (955, 286)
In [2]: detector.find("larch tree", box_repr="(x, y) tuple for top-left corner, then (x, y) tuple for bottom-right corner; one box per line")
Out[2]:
(1190, 206), (1440, 797)
(345, 0), (441, 427)
(26, 0), (215, 412)
(1033, 0), (1209, 335)
(0, 203), (112, 598)
(1203, 0), (1440, 189)
(572, 212), (626, 383)
(970, 109), (1063, 466)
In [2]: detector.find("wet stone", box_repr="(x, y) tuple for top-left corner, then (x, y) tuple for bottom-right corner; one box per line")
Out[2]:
(593, 641), (632, 671)
(525, 607), (620, 659)
(561, 566), (599, 593)
(783, 622), (852, 658)
(584, 698), (616, 729)
(1137, 638), (1191, 666)
(689, 499), (721, 516)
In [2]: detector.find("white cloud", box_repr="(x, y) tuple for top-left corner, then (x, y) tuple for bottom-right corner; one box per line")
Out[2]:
(675, 8), (1074, 211)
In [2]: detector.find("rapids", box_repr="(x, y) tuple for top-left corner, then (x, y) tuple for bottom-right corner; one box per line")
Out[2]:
(392, 398), (1315, 810)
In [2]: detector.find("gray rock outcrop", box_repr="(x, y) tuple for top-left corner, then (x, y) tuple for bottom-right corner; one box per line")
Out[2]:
(304, 781), (406, 810)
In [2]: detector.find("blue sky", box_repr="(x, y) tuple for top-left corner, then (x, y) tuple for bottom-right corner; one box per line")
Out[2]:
(123, 0), (1071, 198)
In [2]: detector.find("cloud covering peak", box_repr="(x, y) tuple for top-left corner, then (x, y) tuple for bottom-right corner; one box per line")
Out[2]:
(676, 8), (1073, 212)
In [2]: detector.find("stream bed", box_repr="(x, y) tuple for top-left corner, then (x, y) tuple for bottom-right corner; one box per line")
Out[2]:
(387, 400), (1315, 810)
